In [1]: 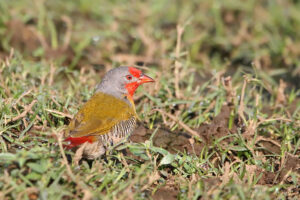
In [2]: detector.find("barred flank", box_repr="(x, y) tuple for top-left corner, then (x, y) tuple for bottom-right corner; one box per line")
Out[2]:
(100, 117), (136, 145)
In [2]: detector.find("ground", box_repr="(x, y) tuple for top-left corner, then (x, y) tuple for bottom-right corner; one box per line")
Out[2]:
(0, 0), (299, 199)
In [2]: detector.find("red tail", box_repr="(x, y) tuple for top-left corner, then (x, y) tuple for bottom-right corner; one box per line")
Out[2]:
(64, 136), (95, 149)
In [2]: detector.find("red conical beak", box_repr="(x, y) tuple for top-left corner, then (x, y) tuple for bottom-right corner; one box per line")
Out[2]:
(138, 74), (155, 84)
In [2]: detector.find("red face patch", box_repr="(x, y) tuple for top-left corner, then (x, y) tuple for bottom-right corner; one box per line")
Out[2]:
(128, 67), (142, 78)
(125, 82), (139, 97)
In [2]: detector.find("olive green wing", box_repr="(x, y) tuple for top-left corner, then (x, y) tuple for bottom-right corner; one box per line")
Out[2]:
(67, 92), (135, 137)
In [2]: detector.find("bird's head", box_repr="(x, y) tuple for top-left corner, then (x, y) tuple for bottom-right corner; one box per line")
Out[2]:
(96, 66), (154, 99)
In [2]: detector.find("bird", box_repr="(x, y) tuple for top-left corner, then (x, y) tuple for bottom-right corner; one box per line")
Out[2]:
(64, 66), (154, 159)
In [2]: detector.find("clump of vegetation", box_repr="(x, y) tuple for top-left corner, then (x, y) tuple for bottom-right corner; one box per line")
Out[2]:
(0, 0), (299, 199)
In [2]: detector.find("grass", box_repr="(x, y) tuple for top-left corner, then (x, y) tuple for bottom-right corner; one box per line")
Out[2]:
(0, 0), (299, 199)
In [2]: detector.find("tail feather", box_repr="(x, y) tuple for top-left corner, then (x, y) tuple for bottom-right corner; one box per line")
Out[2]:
(64, 136), (95, 149)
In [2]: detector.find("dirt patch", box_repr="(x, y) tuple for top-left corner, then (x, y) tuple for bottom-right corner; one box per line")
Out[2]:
(152, 186), (178, 200)
(131, 124), (205, 155)
(6, 20), (41, 53)
(258, 140), (281, 155)
(287, 97), (300, 116)
(202, 177), (222, 191)
(279, 153), (300, 182)
(131, 104), (236, 155)
(4, 19), (74, 64)
(196, 105), (237, 144)
(256, 168), (277, 185)
(193, 71), (213, 88)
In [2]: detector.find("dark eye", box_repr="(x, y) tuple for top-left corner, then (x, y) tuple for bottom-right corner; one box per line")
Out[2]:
(126, 75), (132, 80)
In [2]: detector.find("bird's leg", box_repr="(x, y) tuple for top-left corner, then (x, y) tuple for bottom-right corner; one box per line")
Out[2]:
(73, 142), (88, 165)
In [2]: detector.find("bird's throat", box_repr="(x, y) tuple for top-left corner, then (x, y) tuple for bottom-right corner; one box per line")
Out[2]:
(125, 82), (139, 97)
(125, 82), (140, 116)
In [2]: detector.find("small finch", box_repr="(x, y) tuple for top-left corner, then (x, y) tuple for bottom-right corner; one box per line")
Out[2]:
(64, 66), (154, 159)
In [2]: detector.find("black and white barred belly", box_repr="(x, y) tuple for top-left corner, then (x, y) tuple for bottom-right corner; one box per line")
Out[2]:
(98, 117), (136, 145)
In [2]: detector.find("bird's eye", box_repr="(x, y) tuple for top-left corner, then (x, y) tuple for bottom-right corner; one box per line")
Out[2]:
(126, 75), (132, 80)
